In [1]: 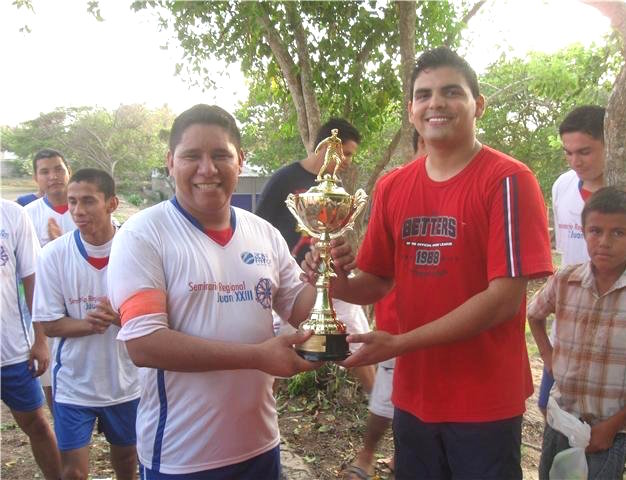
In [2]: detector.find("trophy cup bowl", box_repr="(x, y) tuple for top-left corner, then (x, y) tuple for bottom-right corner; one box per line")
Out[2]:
(285, 129), (368, 361)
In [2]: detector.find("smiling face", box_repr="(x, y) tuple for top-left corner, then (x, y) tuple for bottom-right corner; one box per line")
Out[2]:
(68, 181), (117, 242)
(167, 123), (244, 229)
(408, 66), (484, 149)
(561, 131), (605, 185)
(34, 156), (70, 199)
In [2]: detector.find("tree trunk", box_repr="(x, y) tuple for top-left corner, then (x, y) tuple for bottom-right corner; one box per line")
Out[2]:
(286, 2), (321, 153)
(256, 8), (313, 154)
(396, 1), (417, 162)
(584, 1), (626, 187)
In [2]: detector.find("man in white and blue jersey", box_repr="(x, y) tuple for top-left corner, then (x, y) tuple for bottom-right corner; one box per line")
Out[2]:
(108, 105), (339, 479)
(33, 169), (140, 480)
(0, 199), (61, 479)
(25, 148), (76, 409)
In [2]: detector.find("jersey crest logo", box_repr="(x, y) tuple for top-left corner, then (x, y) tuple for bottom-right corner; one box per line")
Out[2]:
(0, 246), (8, 267)
(241, 252), (255, 264)
(241, 251), (272, 266)
(255, 278), (272, 309)
(0, 229), (8, 240)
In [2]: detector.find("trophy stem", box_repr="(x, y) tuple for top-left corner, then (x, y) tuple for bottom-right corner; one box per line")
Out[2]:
(296, 236), (349, 361)
(286, 128), (367, 362)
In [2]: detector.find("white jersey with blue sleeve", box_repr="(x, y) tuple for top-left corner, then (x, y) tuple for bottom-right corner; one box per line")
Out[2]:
(32, 230), (140, 406)
(0, 200), (40, 367)
(108, 200), (305, 475)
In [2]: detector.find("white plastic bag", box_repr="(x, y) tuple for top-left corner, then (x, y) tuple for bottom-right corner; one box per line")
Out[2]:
(546, 397), (591, 480)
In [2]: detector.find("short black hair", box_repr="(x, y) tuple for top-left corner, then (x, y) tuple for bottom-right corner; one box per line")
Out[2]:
(313, 118), (361, 151)
(169, 104), (241, 152)
(559, 105), (605, 141)
(411, 46), (480, 99)
(582, 187), (626, 227)
(33, 148), (68, 174)
(69, 168), (116, 199)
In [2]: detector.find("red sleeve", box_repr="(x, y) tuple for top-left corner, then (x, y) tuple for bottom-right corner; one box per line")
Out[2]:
(487, 170), (553, 280)
(356, 178), (395, 279)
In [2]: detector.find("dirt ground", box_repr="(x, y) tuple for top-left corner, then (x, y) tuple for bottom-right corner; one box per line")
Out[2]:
(1, 178), (547, 479)
(0, 361), (546, 480)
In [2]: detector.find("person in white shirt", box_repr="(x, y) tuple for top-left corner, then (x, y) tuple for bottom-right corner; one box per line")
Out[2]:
(552, 105), (606, 266)
(0, 200), (61, 480)
(33, 169), (140, 480)
(108, 104), (338, 479)
(538, 105), (606, 414)
(24, 148), (76, 408)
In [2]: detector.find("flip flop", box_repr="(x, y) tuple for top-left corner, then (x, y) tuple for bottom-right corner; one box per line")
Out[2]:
(342, 464), (373, 480)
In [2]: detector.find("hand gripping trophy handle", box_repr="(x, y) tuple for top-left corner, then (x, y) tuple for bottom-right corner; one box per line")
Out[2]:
(285, 129), (368, 361)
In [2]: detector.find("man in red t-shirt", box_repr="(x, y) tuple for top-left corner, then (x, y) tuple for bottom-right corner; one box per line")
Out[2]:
(343, 132), (427, 480)
(311, 47), (553, 479)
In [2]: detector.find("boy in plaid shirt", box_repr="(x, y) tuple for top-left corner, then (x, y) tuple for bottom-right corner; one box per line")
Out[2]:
(528, 186), (626, 480)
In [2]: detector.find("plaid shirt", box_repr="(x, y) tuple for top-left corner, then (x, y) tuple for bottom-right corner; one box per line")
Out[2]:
(528, 262), (626, 431)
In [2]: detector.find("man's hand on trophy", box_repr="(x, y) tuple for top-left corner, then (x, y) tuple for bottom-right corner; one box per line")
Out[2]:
(339, 331), (403, 368)
(300, 237), (355, 284)
(257, 330), (323, 377)
(329, 237), (356, 272)
(300, 246), (321, 284)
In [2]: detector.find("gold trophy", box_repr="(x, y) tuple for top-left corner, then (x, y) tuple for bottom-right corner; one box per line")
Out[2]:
(286, 129), (368, 361)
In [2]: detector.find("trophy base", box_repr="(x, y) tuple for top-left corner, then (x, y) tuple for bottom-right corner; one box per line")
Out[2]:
(296, 333), (350, 361)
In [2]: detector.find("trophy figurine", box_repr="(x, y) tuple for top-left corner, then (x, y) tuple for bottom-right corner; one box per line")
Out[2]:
(286, 129), (368, 361)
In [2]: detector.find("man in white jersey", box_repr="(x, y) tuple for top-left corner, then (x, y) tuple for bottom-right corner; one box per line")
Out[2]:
(108, 105), (332, 479)
(25, 149), (76, 246)
(0, 200), (62, 479)
(25, 148), (76, 407)
(538, 105), (607, 414)
(552, 105), (606, 266)
(33, 169), (140, 480)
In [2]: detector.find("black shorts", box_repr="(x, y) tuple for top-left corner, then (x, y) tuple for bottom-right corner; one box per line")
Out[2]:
(392, 408), (522, 480)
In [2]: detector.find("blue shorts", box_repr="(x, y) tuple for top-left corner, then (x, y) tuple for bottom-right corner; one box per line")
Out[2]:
(139, 445), (280, 480)
(537, 367), (554, 410)
(1, 360), (44, 412)
(53, 398), (139, 451)
(392, 408), (522, 480)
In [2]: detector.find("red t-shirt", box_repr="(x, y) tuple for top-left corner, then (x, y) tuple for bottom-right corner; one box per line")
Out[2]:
(374, 290), (398, 334)
(358, 146), (553, 422)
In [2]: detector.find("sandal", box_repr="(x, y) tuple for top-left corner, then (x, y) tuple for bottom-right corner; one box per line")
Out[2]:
(342, 464), (373, 480)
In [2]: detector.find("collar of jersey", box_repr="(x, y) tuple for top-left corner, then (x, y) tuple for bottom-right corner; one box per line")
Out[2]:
(170, 196), (236, 236)
(43, 195), (57, 210)
(43, 195), (68, 214)
(73, 227), (116, 267)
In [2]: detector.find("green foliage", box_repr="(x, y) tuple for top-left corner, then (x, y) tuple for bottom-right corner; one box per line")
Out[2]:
(126, 193), (143, 207)
(2, 104), (174, 189)
(478, 38), (622, 199)
(133, 0), (473, 177)
(286, 363), (358, 401)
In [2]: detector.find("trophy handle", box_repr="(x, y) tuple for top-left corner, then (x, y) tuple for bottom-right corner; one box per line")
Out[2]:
(329, 189), (368, 239)
(286, 193), (320, 239)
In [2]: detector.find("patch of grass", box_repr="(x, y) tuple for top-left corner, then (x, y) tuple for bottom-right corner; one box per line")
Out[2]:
(0, 423), (17, 432)
(126, 193), (142, 207)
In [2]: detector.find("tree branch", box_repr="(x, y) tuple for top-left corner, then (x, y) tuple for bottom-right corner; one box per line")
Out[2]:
(396, 1), (417, 162)
(286, 2), (321, 152)
(485, 76), (535, 105)
(365, 126), (402, 195)
(256, 5), (311, 154)
(344, 34), (378, 117)
(583, 0), (626, 186)
(443, 0), (486, 46)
